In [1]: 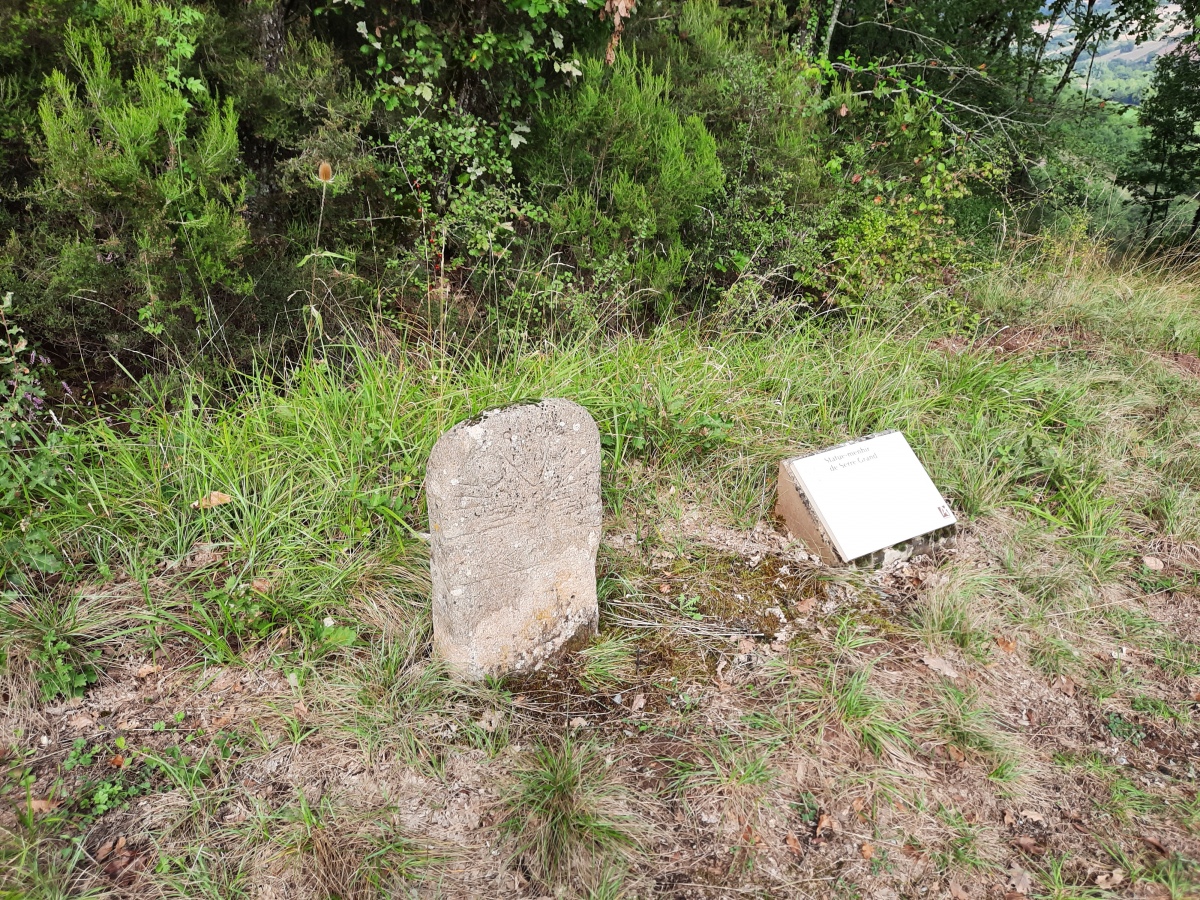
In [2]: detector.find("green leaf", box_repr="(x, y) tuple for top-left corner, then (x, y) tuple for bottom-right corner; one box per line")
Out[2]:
(296, 250), (356, 268)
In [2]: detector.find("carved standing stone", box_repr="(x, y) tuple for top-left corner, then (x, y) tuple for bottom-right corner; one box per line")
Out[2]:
(426, 399), (602, 679)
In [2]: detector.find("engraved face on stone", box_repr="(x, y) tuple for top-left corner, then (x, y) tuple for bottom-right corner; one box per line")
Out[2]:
(426, 399), (602, 679)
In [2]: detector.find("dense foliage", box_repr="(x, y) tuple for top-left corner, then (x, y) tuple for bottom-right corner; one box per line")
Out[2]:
(0, 0), (1195, 379)
(1121, 5), (1200, 236)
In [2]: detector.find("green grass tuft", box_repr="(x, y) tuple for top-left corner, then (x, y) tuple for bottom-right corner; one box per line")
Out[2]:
(497, 737), (637, 888)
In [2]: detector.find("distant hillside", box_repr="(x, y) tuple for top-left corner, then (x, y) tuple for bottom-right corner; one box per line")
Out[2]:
(1065, 1), (1187, 104)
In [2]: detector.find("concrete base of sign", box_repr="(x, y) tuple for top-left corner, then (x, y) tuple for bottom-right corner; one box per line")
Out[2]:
(775, 457), (956, 568)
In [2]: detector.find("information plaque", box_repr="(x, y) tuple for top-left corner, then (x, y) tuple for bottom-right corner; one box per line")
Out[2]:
(775, 431), (956, 566)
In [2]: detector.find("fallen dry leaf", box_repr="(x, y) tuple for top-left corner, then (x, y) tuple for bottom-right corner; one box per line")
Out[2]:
(1007, 865), (1033, 895)
(860, 842), (875, 860)
(43, 696), (82, 714)
(1141, 834), (1168, 855)
(96, 836), (124, 861)
(922, 656), (960, 678)
(1094, 868), (1124, 888)
(1142, 555), (1165, 571)
(185, 542), (226, 568)
(477, 709), (502, 733)
(95, 834), (149, 886)
(995, 635), (1017, 653)
(1013, 835), (1044, 855)
(785, 831), (803, 855)
(114, 854), (146, 881)
(949, 880), (970, 900)
(192, 490), (233, 510)
(223, 802), (249, 825)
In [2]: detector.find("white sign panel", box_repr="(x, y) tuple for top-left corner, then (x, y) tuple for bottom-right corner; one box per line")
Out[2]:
(785, 431), (955, 562)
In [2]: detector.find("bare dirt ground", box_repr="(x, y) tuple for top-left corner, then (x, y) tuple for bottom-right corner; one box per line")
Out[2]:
(5, 500), (1199, 899)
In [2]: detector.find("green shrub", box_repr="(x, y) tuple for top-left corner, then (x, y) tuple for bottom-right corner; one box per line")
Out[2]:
(8, 0), (250, 360)
(0, 0), (96, 178)
(321, 0), (603, 199)
(306, 0), (609, 336)
(525, 48), (724, 317)
(0, 291), (62, 587)
(519, 1), (988, 329)
(626, 1), (833, 315)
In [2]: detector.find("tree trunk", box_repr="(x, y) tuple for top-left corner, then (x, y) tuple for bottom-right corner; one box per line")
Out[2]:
(257, 1), (287, 73)
(821, 0), (844, 60)
(791, 1), (817, 57)
(1080, 44), (1098, 106)
(1051, 0), (1099, 98)
(1027, 3), (1065, 96)
(1051, 37), (1090, 97)
(1144, 180), (1161, 238)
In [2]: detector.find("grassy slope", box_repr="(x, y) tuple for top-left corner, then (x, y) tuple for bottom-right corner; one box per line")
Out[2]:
(3, 245), (1200, 898)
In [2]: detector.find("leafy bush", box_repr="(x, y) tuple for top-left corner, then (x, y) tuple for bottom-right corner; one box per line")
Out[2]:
(525, 48), (723, 317)
(643, 0), (828, 302)
(0, 291), (61, 586)
(306, 0), (611, 335)
(519, 0), (989, 328)
(0, 0), (1179, 369)
(0, 0), (96, 178)
(6, 0), (250, 360)
(323, 0), (603, 199)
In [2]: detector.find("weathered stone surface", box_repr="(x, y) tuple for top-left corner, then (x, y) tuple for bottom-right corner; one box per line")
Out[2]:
(426, 399), (602, 679)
